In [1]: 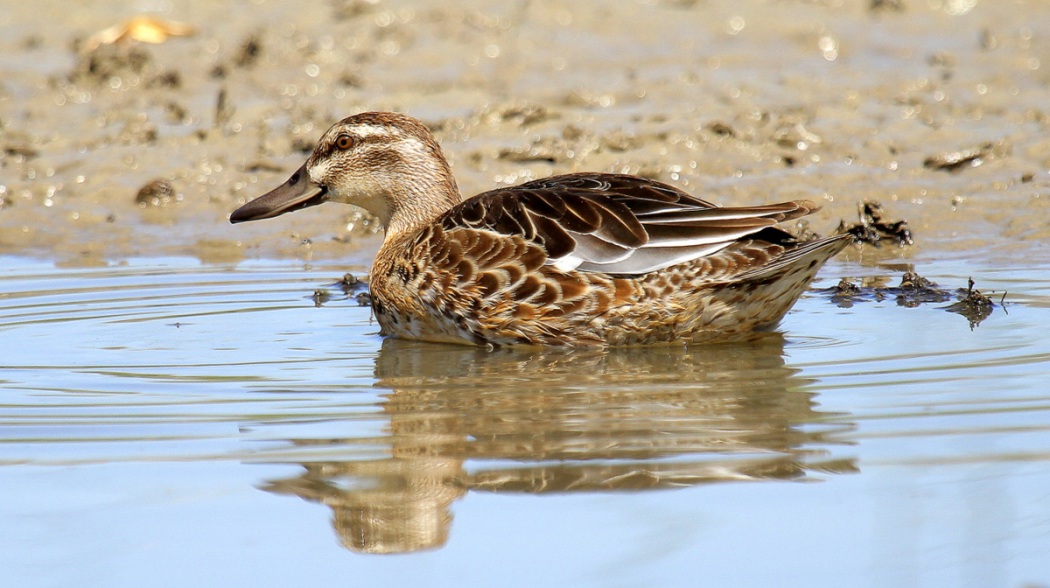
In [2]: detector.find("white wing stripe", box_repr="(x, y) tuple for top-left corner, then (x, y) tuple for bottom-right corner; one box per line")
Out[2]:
(576, 243), (731, 274)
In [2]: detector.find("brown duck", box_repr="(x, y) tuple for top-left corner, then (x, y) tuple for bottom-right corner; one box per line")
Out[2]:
(231, 112), (849, 346)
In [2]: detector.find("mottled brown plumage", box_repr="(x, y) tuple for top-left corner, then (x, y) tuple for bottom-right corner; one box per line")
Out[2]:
(231, 112), (850, 346)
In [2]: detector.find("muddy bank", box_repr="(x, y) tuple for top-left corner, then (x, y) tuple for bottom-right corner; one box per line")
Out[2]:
(1, 0), (1048, 266)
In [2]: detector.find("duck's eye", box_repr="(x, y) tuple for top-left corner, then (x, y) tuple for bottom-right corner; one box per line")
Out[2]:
(335, 134), (354, 150)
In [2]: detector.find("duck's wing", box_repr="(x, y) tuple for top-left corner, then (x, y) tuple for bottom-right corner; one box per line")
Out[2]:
(439, 172), (821, 276)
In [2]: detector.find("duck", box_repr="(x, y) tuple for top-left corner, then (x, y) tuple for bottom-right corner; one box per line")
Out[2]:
(231, 112), (850, 346)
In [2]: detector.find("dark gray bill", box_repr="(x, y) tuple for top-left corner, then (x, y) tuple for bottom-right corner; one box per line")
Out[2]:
(229, 164), (327, 223)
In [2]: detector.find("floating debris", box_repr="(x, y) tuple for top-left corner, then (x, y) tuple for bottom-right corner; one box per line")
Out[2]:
(312, 288), (331, 307)
(817, 272), (999, 327)
(337, 273), (364, 296)
(837, 201), (913, 246)
(83, 16), (197, 53)
(314, 273), (373, 307)
(894, 271), (952, 307)
(946, 278), (997, 329)
(828, 278), (863, 307)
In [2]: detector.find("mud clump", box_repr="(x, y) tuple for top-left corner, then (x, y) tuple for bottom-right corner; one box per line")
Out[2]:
(923, 140), (1009, 173)
(211, 33), (264, 78)
(870, 0), (906, 12)
(497, 139), (560, 164)
(234, 34), (262, 68)
(67, 42), (179, 90)
(4, 143), (40, 161)
(837, 201), (913, 247)
(70, 43), (152, 84)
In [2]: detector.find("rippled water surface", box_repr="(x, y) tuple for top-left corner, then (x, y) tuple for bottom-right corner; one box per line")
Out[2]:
(3, 256), (1049, 587)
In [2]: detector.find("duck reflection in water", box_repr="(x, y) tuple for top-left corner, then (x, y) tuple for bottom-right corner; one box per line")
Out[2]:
(261, 336), (857, 554)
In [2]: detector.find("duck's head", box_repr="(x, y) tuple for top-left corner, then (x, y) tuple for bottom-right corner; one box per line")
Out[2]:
(230, 112), (461, 237)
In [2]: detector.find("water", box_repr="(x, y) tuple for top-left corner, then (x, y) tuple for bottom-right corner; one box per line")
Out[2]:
(2, 256), (1049, 587)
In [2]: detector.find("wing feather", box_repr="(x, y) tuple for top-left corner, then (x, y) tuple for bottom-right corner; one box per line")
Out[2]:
(436, 172), (820, 276)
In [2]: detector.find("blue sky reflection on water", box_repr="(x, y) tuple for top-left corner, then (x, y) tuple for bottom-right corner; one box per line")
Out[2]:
(1, 257), (1049, 587)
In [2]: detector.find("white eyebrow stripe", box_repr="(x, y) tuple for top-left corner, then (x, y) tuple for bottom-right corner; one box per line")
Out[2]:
(347, 124), (397, 139)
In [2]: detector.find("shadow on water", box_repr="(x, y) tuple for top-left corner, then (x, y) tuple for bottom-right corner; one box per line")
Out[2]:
(261, 337), (858, 554)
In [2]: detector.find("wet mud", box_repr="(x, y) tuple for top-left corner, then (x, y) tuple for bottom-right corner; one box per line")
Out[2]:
(1, 0), (1048, 267)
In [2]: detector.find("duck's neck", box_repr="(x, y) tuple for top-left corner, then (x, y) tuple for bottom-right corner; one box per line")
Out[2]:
(381, 158), (462, 241)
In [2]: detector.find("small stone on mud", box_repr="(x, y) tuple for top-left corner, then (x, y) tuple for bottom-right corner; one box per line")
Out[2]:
(135, 179), (178, 207)
(705, 121), (736, 137)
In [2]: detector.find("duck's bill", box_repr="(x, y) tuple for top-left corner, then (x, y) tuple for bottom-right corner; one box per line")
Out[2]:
(229, 164), (327, 223)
